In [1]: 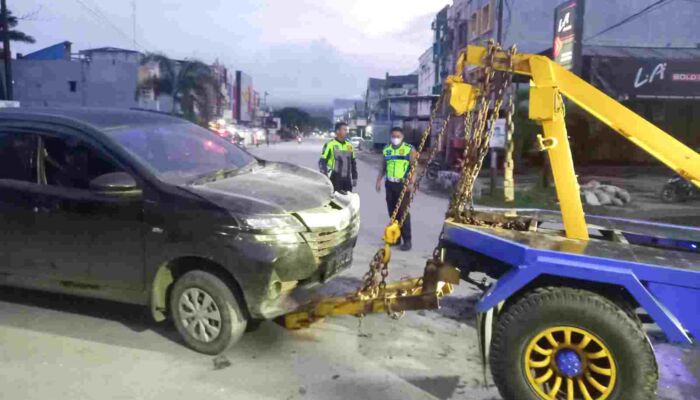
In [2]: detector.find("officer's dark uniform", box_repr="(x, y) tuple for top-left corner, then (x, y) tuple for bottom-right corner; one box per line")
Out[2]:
(319, 138), (358, 192)
(382, 142), (412, 246)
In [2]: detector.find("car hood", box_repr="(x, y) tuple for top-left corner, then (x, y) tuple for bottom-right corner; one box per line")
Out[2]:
(180, 162), (333, 214)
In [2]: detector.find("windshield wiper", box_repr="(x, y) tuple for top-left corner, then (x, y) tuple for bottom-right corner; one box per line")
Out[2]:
(190, 162), (257, 185)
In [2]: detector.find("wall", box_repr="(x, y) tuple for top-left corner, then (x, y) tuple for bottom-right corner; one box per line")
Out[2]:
(418, 47), (436, 96)
(13, 59), (83, 107)
(13, 58), (138, 109)
(498, 0), (700, 54)
(83, 59), (138, 108)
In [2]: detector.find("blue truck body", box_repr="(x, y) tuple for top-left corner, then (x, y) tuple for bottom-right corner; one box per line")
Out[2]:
(442, 210), (700, 344)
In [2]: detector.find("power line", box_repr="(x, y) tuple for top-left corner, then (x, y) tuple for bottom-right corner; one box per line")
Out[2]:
(74, 0), (144, 50)
(585, 0), (675, 41)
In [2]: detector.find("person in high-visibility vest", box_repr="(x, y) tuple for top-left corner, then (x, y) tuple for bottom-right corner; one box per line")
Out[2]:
(375, 127), (418, 251)
(319, 122), (358, 193)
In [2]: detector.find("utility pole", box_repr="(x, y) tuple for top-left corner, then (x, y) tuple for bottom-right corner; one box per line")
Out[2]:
(131, 0), (137, 49)
(1, 0), (12, 100)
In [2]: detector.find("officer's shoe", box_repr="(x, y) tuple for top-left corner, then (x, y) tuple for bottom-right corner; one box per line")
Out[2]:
(399, 241), (412, 251)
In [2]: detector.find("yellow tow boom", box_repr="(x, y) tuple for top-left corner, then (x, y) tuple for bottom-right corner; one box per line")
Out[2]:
(455, 46), (700, 240)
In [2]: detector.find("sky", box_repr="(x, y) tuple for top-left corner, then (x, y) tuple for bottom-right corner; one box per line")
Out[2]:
(13, 0), (449, 106)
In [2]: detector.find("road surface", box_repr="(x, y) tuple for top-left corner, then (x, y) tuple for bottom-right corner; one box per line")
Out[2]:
(0, 139), (696, 400)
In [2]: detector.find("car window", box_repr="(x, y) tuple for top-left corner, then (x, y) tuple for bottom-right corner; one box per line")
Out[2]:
(106, 122), (255, 184)
(0, 131), (39, 183)
(42, 136), (123, 190)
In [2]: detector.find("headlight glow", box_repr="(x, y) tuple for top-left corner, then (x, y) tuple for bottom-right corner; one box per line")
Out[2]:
(238, 214), (306, 233)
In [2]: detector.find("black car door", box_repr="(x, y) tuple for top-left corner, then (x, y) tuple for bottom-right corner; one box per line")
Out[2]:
(31, 131), (146, 290)
(0, 131), (44, 277)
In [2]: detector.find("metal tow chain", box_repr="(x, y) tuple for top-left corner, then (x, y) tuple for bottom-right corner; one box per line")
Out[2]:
(504, 45), (518, 203)
(357, 40), (518, 319)
(358, 92), (452, 305)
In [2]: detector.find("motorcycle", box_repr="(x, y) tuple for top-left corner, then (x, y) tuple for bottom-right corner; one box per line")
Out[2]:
(660, 175), (700, 202)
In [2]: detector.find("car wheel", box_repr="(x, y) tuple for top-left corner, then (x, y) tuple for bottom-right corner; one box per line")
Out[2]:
(490, 286), (658, 400)
(170, 270), (247, 355)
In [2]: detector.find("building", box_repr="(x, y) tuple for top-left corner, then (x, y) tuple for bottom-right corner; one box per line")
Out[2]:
(13, 43), (140, 109)
(430, 0), (700, 165)
(332, 98), (360, 123)
(365, 78), (385, 112)
(418, 47), (436, 96)
(431, 6), (451, 94)
(365, 73), (440, 148)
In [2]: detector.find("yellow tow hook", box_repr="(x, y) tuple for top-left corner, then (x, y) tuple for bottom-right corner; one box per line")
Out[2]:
(382, 221), (402, 263)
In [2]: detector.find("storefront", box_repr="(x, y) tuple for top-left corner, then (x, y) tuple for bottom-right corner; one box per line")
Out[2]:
(570, 45), (700, 164)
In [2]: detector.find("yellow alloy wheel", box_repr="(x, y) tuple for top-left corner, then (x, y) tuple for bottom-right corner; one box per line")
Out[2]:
(524, 326), (617, 400)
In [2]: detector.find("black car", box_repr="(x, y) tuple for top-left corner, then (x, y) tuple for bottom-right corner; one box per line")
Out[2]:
(0, 108), (359, 354)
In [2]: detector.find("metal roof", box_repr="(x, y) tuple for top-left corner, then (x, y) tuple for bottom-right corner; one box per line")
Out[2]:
(583, 45), (700, 60)
(80, 47), (141, 54)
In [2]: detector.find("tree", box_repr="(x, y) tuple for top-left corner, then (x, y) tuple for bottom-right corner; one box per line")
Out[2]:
(1, 8), (35, 100)
(275, 107), (312, 131)
(311, 116), (332, 131)
(137, 53), (217, 125)
(0, 9), (35, 44)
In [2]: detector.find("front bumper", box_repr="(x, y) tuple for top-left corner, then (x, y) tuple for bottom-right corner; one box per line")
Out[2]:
(235, 198), (360, 319)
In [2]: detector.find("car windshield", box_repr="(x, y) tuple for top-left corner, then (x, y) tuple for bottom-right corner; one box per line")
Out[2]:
(106, 122), (256, 184)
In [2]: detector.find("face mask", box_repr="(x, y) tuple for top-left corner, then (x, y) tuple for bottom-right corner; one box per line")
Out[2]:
(391, 137), (402, 146)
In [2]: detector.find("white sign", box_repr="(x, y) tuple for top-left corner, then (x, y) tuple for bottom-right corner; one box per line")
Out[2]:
(490, 118), (506, 148)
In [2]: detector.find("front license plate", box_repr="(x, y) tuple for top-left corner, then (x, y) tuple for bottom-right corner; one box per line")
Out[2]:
(322, 248), (353, 282)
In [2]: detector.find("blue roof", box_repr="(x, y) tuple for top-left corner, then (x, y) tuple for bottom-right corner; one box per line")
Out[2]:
(21, 41), (71, 60)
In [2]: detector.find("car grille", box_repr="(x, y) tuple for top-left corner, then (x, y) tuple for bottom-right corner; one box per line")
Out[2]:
(296, 203), (360, 262)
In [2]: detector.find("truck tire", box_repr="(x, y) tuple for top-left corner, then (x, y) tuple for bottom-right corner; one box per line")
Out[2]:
(490, 286), (657, 400)
(170, 270), (247, 355)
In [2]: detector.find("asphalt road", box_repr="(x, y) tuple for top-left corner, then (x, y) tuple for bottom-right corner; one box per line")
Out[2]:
(0, 139), (697, 400)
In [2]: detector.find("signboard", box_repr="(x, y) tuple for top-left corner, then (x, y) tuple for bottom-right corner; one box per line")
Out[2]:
(490, 119), (506, 148)
(553, 0), (585, 74)
(235, 71), (254, 123)
(592, 57), (700, 99)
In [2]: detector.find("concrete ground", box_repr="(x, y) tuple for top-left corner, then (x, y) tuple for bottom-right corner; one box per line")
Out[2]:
(0, 139), (697, 400)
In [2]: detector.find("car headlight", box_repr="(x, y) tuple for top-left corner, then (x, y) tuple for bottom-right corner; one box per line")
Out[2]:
(334, 192), (360, 217)
(238, 215), (306, 233)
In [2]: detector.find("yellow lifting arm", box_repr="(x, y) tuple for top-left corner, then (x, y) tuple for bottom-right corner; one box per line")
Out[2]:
(461, 45), (700, 240)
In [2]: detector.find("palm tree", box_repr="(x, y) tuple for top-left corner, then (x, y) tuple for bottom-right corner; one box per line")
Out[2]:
(137, 53), (217, 124)
(1, 9), (35, 44)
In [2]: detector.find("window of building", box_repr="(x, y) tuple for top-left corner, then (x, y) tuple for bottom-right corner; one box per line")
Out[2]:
(0, 132), (38, 182)
(469, 12), (479, 39)
(480, 3), (493, 34)
(459, 22), (468, 47)
(68, 81), (77, 92)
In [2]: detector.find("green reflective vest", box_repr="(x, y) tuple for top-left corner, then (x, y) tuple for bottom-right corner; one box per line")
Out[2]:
(383, 143), (412, 180)
(321, 139), (355, 177)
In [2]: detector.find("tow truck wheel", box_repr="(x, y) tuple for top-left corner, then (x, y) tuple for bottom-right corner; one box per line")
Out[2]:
(170, 270), (248, 355)
(489, 286), (657, 400)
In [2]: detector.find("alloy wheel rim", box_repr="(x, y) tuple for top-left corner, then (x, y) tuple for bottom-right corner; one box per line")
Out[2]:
(179, 288), (222, 343)
(524, 326), (617, 400)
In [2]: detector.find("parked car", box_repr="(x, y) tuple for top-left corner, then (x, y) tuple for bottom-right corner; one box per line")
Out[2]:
(0, 108), (360, 354)
(349, 136), (364, 150)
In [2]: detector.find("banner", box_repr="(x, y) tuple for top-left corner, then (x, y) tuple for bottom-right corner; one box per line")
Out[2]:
(592, 57), (700, 99)
(553, 0), (585, 74)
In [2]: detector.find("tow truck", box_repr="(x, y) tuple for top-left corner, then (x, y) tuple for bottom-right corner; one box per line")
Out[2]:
(284, 43), (700, 400)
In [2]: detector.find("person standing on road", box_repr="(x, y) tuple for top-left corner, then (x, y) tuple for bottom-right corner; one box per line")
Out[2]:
(319, 122), (358, 193)
(375, 127), (418, 251)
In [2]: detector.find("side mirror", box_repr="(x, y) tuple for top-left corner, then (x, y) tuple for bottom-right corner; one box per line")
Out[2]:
(89, 172), (140, 194)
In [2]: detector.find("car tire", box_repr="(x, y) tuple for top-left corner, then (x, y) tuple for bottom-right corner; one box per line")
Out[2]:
(490, 286), (658, 400)
(170, 270), (247, 355)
